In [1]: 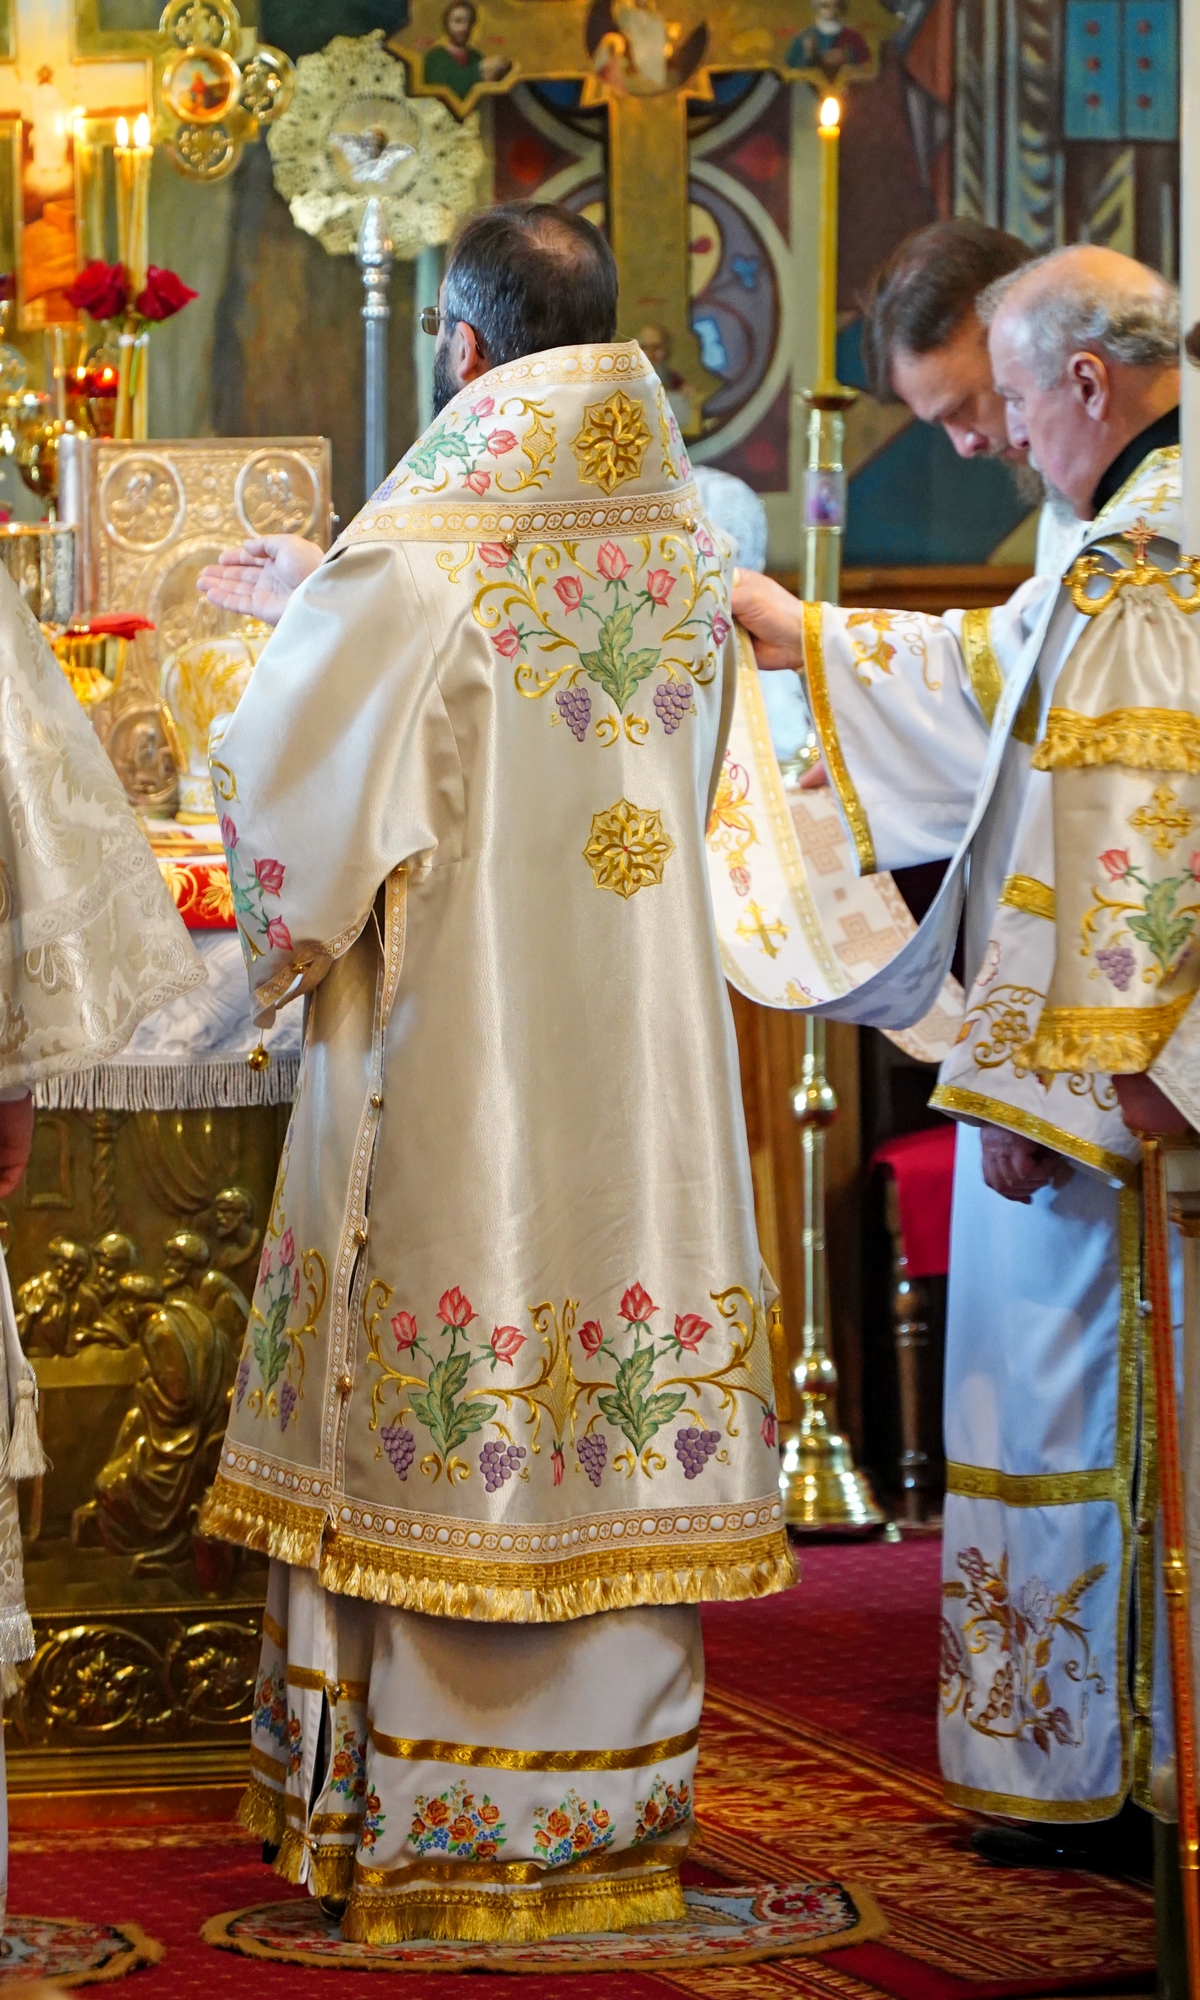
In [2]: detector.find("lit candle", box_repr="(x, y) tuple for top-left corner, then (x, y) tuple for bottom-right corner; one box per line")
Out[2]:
(114, 115), (134, 276)
(129, 112), (153, 298)
(815, 94), (841, 394)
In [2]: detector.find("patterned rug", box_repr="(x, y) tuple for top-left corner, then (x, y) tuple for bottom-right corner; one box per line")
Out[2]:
(203, 1880), (886, 1972)
(0, 1915), (162, 1986)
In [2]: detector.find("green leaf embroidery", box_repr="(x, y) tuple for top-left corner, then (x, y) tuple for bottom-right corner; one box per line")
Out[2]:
(596, 1346), (683, 1454)
(408, 1350), (497, 1457)
(1127, 875), (1198, 972)
(252, 1291), (290, 1392)
(579, 606), (661, 711)
(407, 424), (478, 481)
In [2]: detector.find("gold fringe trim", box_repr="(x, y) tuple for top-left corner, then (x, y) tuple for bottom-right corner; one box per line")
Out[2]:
(318, 1536), (796, 1624)
(1020, 992), (1195, 1076)
(999, 872), (1055, 921)
(342, 1869), (685, 1945)
(237, 1775), (285, 1846)
(802, 600), (876, 875)
(275, 1826), (309, 1885)
(1032, 705), (1200, 774)
(199, 1475), (325, 1567)
(928, 1083), (1137, 1184)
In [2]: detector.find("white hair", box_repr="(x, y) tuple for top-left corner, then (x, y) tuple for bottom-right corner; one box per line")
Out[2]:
(977, 253), (1180, 388)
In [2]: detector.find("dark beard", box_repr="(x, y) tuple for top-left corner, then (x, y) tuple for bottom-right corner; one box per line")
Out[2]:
(432, 339), (459, 417)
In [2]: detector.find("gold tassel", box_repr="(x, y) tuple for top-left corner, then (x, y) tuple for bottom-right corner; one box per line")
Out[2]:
(237, 1776), (286, 1846)
(275, 1827), (310, 1885)
(1021, 993), (1194, 1076)
(343, 1870), (685, 1945)
(768, 1303), (792, 1421)
(3, 1374), (47, 1484)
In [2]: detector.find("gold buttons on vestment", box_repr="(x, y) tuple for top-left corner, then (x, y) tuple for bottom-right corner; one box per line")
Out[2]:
(339, 1372), (353, 1394)
(370, 1092), (382, 1109)
(354, 1226), (368, 1245)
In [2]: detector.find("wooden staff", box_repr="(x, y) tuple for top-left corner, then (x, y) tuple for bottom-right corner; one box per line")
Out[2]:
(1142, 1136), (1200, 1994)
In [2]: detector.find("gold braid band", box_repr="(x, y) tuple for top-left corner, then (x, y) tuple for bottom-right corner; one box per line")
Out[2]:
(1033, 706), (1200, 775)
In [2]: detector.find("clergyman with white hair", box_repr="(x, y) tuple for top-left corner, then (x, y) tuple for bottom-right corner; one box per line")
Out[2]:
(732, 244), (1186, 1865)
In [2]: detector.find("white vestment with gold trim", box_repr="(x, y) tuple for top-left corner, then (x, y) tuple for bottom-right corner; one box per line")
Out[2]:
(708, 444), (1183, 1819)
(201, 342), (793, 1941)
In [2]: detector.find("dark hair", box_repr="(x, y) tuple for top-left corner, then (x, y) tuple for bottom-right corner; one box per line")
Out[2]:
(860, 221), (1034, 402)
(442, 201), (618, 366)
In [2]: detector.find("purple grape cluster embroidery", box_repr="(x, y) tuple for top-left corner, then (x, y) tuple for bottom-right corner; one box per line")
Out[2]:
(556, 686), (592, 742)
(674, 1427), (721, 1479)
(380, 1422), (416, 1480)
(1095, 944), (1136, 991)
(279, 1380), (297, 1432)
(480, 1440), (527, 1492)
(652, 681), (693, 734)
(577, 1432), (608, 1487)
(235, 1352), (250, 1410)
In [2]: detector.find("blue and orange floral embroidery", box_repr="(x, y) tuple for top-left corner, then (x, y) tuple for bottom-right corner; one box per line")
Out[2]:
(219, 813), (290, 963)
(252, 1667), (287, 1750)
(470, 528), (728, 750)
(532, 1791), (613, 1865)
(409, 1780), (506, 1859)
(328, 1720), (367, 1802)
(285, 1708), (303, 1779)
(633, 1776), (692, 1843)
(360, 1789), (386, 1853)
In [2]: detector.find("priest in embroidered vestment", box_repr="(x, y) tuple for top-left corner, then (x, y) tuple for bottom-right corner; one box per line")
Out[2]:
(199, 204), (791, 1946)
(725, 245), (1188, 1847)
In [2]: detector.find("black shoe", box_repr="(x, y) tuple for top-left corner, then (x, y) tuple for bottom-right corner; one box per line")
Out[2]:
(971, 1801), (1153, 1876)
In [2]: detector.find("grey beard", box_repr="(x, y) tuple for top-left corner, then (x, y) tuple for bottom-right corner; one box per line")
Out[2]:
(1005, 456), (1045, 506)
(432, 341), (458, 418)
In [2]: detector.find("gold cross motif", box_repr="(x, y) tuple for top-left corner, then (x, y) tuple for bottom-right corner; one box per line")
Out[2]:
(1128, 783), (1199, 857)
(735, 900), (788, 958)
(1124, 516), (1155, 571)
(389, 0), (897, 429)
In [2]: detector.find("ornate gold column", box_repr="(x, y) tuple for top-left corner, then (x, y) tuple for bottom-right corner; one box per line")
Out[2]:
(778, 94), (882, 1532)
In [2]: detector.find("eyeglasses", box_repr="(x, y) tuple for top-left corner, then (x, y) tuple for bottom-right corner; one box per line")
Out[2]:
(419, 306), (443, 336)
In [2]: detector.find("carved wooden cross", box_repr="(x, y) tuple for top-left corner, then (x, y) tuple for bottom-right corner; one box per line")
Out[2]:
(389, 0), (895, 431)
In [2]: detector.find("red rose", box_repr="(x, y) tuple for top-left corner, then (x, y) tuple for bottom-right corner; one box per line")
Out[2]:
(134, 265), (198, 323)
(674, 1312), (711, 1352)
(761, 1409), (777, 1448)
(255, 855), (285, 895)
(619, 1282), (657, 1325)
(712, 612), (730, 645)
(554, 576), (584, 612)
(479, 542), (511, 567)
(438, 1286), (475, 1329)
(492, 623), (521, 658)
(279, 1227), (295, 1267)
(266, 916), (292, 951)
(465, 469), (491, 495)
(259, 1246), (272, 1286)
(646, 568), (675, 606)
(486, 430), (518, 456)
(391, 1310), (418, 1351)
(491, 1324), (525, 1364)
(551, 1446), (565, 1485)
(577, 1319), (604, 1356)
(597, 541), (631, 581)
(219, 813), (237, 850)
(67, 259), (129, 322)
(1099, 848), (1131, 881)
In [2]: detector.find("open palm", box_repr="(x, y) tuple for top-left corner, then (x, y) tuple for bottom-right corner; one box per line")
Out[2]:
(196, 535), (324, 629)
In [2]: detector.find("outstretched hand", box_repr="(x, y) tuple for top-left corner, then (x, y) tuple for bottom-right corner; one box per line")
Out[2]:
(196, 535), (324, 629)
(730, 569), (806, 672)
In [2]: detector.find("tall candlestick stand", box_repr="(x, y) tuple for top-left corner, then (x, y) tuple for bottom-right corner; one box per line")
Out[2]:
(778, 93), (883, 1533)
(357, 199), (394, 501)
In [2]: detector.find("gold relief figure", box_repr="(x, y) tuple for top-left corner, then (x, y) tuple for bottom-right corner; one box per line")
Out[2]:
(211, 1186), (262, 1278)
(17, 1237), (102, 1356)
(161, 1229), (250, 1376)
(72, 1295), (233, 1560)
(78, 1232), (142, 1350)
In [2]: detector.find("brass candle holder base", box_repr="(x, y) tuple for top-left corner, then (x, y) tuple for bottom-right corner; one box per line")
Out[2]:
(779, 1411), (886, 1531)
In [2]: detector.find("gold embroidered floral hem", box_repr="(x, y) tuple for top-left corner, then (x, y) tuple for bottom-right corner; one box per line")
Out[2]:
(203, 343), (789, 1615)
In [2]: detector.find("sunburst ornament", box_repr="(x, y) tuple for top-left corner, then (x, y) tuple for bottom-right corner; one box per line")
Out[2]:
(267, 31), (485, 258)
(583, 799), (675, 898)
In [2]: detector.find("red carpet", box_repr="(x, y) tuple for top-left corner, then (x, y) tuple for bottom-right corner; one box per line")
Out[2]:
(8, 1539), (1153, 1997)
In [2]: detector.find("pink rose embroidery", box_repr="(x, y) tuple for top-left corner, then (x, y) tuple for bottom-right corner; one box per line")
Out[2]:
(1190, 852), (1200, 883)
(554, 576), (585, 612)
(465, 469), (491, 495)
(712, 613), (731, 646)
(491, 1324), (525, 1364)
(471, 397), (495, 417)
(391, 1310), (418, 1351)
(577, 1319), (604, 1357)
(730, 865), (750, 897)
(695, 527), (715, 556)
(620, 1282), (657, 1325)
(486, 430), (518, 456)
(551, 1446), (565, 1485)
(646, 568), (675, 606)
(1099, 849), (1131, 881)
(761, 1410), (777, 1449)
(438, 1286), (476, 1330)
(255, 856), (285, 895)
(674, 1312), (711, 1353)
(280, 1228), (295, 1267)
(220, 814), (237, 850)
(258, 1246), (272, 1286)
(492, 624), (521, 659)
(479, 542), (511, 568)
(597, 541), (631, 581)
(266, 916), (293, 951)
(292, 1266), (301, 1305)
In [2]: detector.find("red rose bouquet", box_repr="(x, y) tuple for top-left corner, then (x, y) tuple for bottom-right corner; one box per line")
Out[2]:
(66, 259), (198, 439)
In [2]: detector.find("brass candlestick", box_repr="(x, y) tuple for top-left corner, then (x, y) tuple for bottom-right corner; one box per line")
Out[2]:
(778, 93), (882, 1533)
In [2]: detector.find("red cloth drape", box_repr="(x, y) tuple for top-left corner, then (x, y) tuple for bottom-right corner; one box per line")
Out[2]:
(869, 1124), (957, 1278)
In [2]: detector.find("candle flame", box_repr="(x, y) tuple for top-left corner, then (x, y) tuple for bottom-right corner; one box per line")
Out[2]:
(115, 116), (129, 147)
(819, 95), (840, 129)
(134, 112), (151, 148)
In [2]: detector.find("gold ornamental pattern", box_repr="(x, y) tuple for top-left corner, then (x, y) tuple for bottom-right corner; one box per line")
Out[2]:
(571, 392), (653, 496)
(583, 800), (674, 898)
